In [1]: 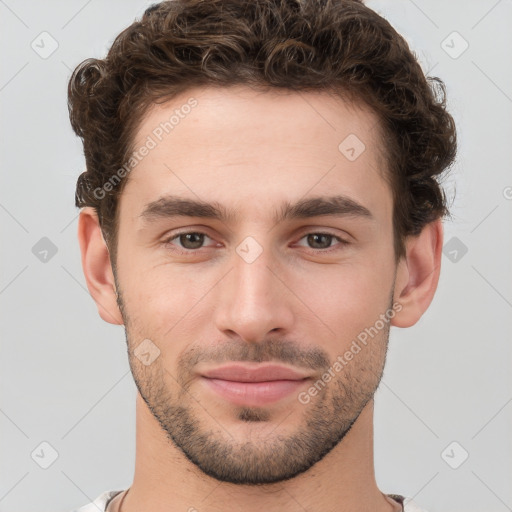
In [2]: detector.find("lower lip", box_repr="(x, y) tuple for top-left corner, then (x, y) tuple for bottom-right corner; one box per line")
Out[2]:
(201, 377), (308, 407)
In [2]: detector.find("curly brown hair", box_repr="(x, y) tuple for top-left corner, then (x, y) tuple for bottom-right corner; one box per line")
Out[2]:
(68, 0), (456, 264)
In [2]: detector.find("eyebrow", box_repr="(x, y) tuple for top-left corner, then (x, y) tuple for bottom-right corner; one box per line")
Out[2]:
(138, 194), (375, 226)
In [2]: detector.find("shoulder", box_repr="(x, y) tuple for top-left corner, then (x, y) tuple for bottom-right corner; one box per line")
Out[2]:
(70, 490), (124, 512)
(387, 494), (430, 512)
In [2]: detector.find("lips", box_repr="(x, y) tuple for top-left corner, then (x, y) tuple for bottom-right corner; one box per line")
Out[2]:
(200, 364), (311, 407)
(201, 363), (310, 382)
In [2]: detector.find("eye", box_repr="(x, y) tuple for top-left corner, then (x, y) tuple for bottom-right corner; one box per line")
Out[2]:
(295, 232), (349, 251)
(165, 231), (215, 251)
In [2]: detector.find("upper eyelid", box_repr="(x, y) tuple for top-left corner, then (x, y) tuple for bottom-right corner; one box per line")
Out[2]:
(166, 229), (215, 242)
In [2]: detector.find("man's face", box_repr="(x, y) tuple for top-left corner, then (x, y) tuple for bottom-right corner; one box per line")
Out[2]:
(114, 85), (397, 484)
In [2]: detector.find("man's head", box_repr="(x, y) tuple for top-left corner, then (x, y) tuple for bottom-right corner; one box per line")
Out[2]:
(70, 0), (456, 486)
(69, 0), (456, 267)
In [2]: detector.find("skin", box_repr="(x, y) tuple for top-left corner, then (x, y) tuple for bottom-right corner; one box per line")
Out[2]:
(78, 85), (443, 512)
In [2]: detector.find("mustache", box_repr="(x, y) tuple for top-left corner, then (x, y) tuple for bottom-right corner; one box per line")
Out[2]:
(180, 337), (330, 372)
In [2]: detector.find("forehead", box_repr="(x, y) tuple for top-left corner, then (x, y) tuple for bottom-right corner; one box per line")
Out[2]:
(121, 85), (392, 226)
(133, 85), (385, 159)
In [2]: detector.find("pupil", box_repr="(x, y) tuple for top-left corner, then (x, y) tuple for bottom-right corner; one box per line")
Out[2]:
(181, 233), (204, 249)
(308, 234), (331, 249)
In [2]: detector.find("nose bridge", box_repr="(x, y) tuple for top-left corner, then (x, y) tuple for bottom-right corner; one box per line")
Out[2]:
(234, 248), (275, 306)
(214, 241), (294, 342)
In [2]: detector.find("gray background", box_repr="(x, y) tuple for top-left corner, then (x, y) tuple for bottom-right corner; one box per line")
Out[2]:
(1, 1), (511, 511)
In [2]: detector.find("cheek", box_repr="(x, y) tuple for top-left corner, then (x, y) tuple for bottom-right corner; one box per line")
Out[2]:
(291, 260), (393, 343)
(120, 261), (218, 337)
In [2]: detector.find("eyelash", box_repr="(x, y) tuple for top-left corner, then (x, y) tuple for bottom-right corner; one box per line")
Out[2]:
(163, 230), (350, 255)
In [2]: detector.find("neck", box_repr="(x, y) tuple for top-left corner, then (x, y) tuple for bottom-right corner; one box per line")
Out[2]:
(122, 394), (396, 512)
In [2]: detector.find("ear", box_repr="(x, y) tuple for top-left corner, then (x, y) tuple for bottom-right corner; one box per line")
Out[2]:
(391, 219), (443, 328)
(77, 207), (124, 325)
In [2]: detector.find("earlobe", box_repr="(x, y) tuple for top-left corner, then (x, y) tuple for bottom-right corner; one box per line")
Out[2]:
(391, 220), (443, 328)
(77, 207), (124, 325)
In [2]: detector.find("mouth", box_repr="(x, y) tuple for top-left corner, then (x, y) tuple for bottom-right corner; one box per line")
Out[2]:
(199, 363), (312, 407)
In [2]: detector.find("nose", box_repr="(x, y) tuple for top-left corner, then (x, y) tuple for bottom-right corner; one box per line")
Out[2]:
(213, 245), (295, 343)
